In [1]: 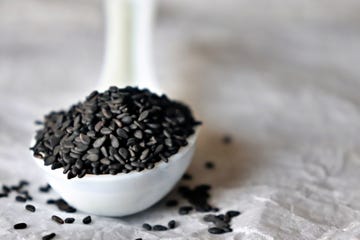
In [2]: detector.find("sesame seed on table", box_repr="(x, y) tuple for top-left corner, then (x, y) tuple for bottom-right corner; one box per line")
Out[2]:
(1, 0), (360, 239)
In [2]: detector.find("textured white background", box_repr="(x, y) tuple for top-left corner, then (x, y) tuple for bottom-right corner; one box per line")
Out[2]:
(1, 0), (360, 239)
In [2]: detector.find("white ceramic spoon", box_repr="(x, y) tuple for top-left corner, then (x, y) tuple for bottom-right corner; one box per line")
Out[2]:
(32, 130), (198, 217)
(32, 0), (190, 217)
(98, 0), (159, 93)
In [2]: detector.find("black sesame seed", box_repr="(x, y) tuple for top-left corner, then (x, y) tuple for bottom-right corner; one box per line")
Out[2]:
(182, 173), (192, 180)
(19, 180), (29, 187)
(130, 162), (140, 167)
(146, 163), (154, 169)
(69, 152), (80, 159)
(212, 207), (220, 212)
(113, 119), (123, 128)
(124, 164), (133, 170)
(154, 144), (164, 154)
(164, 138), (173, 147)
(71, 167), (78, 176)
(165, 199), (178, 207)
(87, 148), (99, 154)
(208, 227), (225, 234)
(87, 131), (96, 138)
(67, 172), (76, 179)
(101, 108), (112, 119)
(142, 223), (152, 231)
(25, 195), (33, 201)
(51, 162), (62, 170)
(93, 136), (106, 148)
(52, 198), (77, 213)
(63, 164), (71, 173)
(78, 169), (87, 178)
(79, 133), (91, 145)
(11, 185), (21, 191)
(63, 141), (75, 149)
(2, 185), (10, 193)
(42, 233), (56, 240)
(134, 130), (143, 139)
(64, 218), (75, 224)
(222, 135), (232, 144)
(147, 137), (157, 145)
(13, 223), (27, 229)
(153, 225), (168, 231)
(121, 116), (133, 124)
(15, 195), (27, 202)
(138, 110), (149, 121)
(179, 206), (193, 215)
(51, 215), (64, 224)
(118, 148), (129, 159)
(25, 204), (36, 212)
(147, 123), (160, 129)
(35, 120), (43, 125)
(0, 193), (8, 198)
(205, 161), (215, 169)
(109, 163), (121, 170)
(116, 128), (128, 139)
(44, 156), (56, 166)
(100, 146), (109, 157)
(100, 127), (112, 135)
(140, 149), (149, 160)
(39, 184), (51, 193)
(47, 199), (56, 204)
(100, 158), (111, 165)
(87, 153), (99, 162)
(127, 138), (136, 146)
(110, 134), (120, 148)
(82, 216), (92, 224)
(144, 129), (153, 135)
(65, 206), (77, 213)
(226, 210), (241, 218)
(195, 205), (213, 212)
(87, 90), (98, 99)
(94, 121), (104, 132)
(112, 151), (122, 161)
(163, 129), (171, 138)
(168, 220), (176, 229)
(159, 154), (168, 163)
(196, 184), (211, 191)
(75, 159), (84, 169)
(100, 164), (109, 172)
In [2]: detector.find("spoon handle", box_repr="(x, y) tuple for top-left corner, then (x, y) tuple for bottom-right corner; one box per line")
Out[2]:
(99, 0), (159, 92)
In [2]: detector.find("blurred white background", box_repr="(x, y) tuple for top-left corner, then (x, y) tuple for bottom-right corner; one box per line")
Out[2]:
(1, 0), (360, 107)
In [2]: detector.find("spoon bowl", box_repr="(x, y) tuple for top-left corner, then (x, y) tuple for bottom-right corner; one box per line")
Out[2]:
(32, 131), (198, 217)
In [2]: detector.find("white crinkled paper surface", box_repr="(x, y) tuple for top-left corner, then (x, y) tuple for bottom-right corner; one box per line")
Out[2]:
(1, 0), (360, 239)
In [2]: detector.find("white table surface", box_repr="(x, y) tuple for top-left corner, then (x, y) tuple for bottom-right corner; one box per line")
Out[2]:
(1, 0), (360, 239)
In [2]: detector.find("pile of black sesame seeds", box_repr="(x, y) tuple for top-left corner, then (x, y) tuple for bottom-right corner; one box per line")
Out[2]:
(1, 180), (92, 240)
(31, 86), (201, 179)
(141, 149), (241, 236)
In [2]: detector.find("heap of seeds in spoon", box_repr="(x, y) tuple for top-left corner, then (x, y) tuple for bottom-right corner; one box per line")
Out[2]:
(31, 86), (201, 179)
